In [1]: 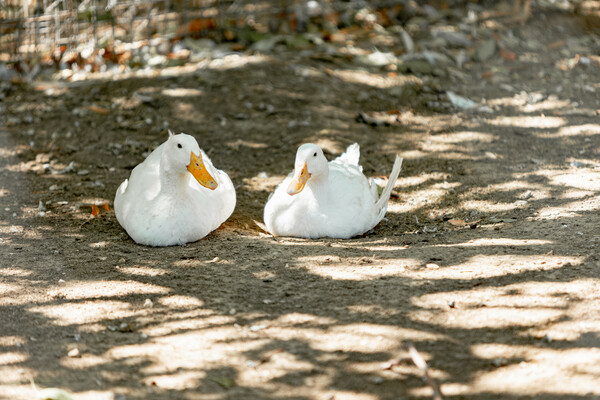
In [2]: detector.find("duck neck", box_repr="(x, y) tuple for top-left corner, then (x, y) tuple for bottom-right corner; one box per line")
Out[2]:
(160, 160), (190, 195)
(306, 172), (329, 202)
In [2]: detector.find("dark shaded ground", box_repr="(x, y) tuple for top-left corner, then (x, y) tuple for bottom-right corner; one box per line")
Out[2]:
(1, 6), (600, 400)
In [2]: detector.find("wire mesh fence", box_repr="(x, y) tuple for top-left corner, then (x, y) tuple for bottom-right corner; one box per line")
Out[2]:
(0, 0), (402, 61)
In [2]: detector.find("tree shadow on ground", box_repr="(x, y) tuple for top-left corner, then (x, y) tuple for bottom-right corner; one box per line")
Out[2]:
(1, 39), (599, 400)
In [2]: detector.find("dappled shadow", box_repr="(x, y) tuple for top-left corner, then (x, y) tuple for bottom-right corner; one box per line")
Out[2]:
(2, 9), (600, 400)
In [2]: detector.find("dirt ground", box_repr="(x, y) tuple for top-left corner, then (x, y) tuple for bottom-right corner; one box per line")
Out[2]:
(1, 5), (600, 400)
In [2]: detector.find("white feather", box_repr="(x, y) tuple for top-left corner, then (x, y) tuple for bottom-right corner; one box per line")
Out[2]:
(264, 143), (402, 239)
(114, 133), (236, 246)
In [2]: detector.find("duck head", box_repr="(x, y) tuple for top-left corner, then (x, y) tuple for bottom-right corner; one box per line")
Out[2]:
(287, 143), (328, 195)
(164, 132), (218, 190)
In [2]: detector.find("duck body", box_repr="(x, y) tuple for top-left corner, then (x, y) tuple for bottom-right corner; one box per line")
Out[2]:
(114, 133), (235, 246)
(264, 143), (402, 239)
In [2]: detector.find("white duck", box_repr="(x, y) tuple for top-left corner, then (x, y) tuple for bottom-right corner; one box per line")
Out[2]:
(264, 143), (402, 239)
(114, 131), (236, 246)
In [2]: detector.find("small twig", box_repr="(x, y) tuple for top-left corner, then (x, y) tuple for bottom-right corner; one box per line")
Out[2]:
(406, 341), (444, 400)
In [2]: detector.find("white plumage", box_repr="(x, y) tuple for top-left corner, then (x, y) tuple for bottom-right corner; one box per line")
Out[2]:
(264, 143), (402, 239)
(114, 132), (235, 246)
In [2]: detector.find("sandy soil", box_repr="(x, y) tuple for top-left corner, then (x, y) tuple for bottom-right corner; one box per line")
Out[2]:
(1, 7), (600, 400)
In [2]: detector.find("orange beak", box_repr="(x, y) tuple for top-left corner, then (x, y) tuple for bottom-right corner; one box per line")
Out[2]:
(187, 152), (218, 190)
(287, 162), (311, 195)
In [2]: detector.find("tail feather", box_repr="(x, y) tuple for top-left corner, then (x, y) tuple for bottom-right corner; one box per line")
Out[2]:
(375, 155), (403, 211)
(336, 143), (360, 166)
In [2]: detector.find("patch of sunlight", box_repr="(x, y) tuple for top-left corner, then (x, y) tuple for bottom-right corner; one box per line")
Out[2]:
(61, 353), (108, 369)
(243, 174), (285, 192)
(396, 188), (449, 213)
(79, 197), (111, 205)
(294, 65), (326, 78)
(0, 283), (23, 300)
(115, 265), (169, 277)
(276, 313), (337, 326)
(551, 170), (600, 191)
(253, 270), (276, 281)
(142, 370), (206, 390)
(143, 314), (233, 337)
(161, 88), (203, 97)
(397, 172), (451, 188)
(411, 279), (599, 336)
(461, 199), (529, 212)
(429, 131), (497, 144)
(88, 241), (110, 248)
(297, 256), (418, 280)
(419, 142), (469, 153)
(560, 189), (596, 199)
(0, 336), (26, 347)
(47, 280), (168, 300)
(270, 323), (442, 353)
(207, 54), (271, 71)
(432, 238), (552, 248)
(545, 123), (600, 138)
(242, 350), (315, 383)
(0, 224), (45, 239)
(313, 137), (346, 154)
(171, 258), (206, 268)
(109, 326), (259, 371)
(0, 386), (36, 399)
(316, 393), (378, 400)
(522, 99), (573, 113)
(413, 254), (582, 280)
(174, 101), (196, 121)
(485, 179), (548, 193)
(486, 115), (566, 128)
(468, 348), (600, 395)
(0, 351), (28, 365)
(346, 304), (400, 317)
(413, 281), (578, 312)
(30, 300), (138, 326)
(487, 94), (572, 111)
(157, 295), (204, 308)
(331, 68), (422, 89)
(67, 55), (272, 83)
(349, 244), (409, 252)
(0, 267), (32, 276)
(409, 306), (562, 329)
(68, 391), (116, 400)
(399, 149), (428, 159)
(226, 139), (269, 150)
(538, 197), (600, 218)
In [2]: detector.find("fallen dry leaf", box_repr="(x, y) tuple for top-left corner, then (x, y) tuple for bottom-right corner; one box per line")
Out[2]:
(499, 49), (516, 61)
(448, 219), (467, 226)
(91, 204), (100, 217)
(547, 40), (565, 49)
(87, 105), (109, 114)
(101, 202), (110, 211)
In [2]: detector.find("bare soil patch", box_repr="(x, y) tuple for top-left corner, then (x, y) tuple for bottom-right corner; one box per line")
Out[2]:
(1, 6), (600, 400)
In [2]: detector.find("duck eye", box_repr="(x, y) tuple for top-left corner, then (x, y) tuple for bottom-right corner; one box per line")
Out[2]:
(177, 143), (183, 149)
(313, 152), (317, 157)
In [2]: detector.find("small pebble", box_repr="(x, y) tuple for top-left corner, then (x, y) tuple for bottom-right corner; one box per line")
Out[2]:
(370, 376), (384, 385)
(68, 348), (80, 358)
(249, 324), (265, 332)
